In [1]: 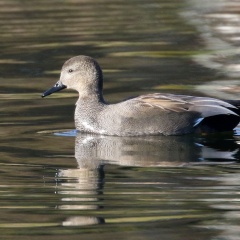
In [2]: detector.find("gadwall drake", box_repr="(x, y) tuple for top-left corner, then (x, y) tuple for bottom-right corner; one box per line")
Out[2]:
(42, 55), (240, 136)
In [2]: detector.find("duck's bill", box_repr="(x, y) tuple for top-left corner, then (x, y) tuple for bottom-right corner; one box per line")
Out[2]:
(41, 81), (66, 98)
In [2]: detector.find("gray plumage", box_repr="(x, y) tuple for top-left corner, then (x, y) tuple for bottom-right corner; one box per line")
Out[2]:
(42, 55), (240, 136)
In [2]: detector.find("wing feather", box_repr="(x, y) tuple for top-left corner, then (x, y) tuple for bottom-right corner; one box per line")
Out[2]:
(130, 93), (238, 117)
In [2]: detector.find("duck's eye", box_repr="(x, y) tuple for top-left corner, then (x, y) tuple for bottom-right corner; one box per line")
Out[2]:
(68, 69), (73, 73)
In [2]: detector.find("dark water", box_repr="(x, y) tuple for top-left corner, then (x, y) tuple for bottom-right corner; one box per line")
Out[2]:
(1, 0), (240, 239)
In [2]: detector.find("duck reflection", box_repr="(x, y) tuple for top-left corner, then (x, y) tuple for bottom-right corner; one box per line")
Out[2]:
(74, 133), (239, 166)
(58, 132), (239, 226)
(73, 133), (199, 167)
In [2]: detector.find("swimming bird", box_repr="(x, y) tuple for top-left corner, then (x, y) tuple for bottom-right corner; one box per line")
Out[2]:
(42, 55), (240, 136)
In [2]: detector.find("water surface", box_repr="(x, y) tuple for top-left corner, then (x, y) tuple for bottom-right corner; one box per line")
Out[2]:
(1, 0), (240, 239)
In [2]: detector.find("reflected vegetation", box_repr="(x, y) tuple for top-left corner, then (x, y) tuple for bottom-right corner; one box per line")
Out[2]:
(183, 0), (240, 99)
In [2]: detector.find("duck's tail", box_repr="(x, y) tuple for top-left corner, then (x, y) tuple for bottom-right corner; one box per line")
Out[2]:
(225, 100), (240, 115)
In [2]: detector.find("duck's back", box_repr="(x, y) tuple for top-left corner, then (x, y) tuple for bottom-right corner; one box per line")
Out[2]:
(96, 93), (240, 136)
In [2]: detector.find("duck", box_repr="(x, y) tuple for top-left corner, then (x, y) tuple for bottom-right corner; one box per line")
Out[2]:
(42, 55), (240, 136)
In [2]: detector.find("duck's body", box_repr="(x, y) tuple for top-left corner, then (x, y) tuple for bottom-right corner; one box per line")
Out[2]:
(42, 55), (240, 136)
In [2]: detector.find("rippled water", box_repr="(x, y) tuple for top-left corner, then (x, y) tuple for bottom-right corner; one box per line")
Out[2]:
(1, 0), (240, 239)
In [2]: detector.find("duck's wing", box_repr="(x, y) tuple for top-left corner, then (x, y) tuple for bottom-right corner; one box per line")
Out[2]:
(132, 93), (191, 112)
(112, 93), (240, 135)
(131, 93), (238, 118)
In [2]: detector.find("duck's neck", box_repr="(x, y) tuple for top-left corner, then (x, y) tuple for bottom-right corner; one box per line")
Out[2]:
(75, 91), (106, 120)
(75, 92), (106, 132)
(77, 90), (106, 105)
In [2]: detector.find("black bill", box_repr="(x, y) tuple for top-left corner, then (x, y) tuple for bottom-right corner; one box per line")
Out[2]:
(42, 81), (66, 98)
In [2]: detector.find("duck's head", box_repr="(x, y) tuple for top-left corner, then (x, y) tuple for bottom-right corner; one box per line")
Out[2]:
(42, 55), (103, 98)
